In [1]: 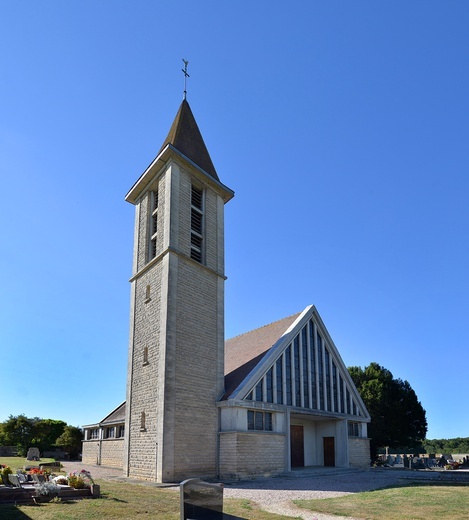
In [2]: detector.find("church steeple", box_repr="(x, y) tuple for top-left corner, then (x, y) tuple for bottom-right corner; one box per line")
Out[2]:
(157, 99), (219, 181)
(126, 100), (231, 205)
(124, 96), (233, 482)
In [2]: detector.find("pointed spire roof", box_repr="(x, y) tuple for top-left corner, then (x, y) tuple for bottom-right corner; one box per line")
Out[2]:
(158, 99), (219, 181)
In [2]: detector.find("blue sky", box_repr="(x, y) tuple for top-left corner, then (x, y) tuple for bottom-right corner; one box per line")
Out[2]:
(1, 1), (468, 441)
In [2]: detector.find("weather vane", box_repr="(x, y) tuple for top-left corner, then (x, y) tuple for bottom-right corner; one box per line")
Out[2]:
(182, 59), (190, 100)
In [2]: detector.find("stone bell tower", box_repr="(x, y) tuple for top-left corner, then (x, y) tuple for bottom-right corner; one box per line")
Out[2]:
(123, 97), (234, 482)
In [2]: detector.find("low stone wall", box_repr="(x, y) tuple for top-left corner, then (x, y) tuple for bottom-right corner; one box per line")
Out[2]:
(219, 431), (285, 479)
(348, 437), (371, 468)
(0, 486), (97, 504)
(0, 446), (18, 456)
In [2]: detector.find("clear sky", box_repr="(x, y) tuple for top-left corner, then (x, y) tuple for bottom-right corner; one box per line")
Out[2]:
(1, 1), (468, 441)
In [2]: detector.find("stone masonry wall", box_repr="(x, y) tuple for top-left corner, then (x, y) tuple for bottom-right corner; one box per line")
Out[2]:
(219, 432), (286, 479)
(82, 441), (99, 465)
(127, 172), (165, 480)
(127, 158), (227, 482)
(348, 437), (371, 468)
(127, 262), (163, 480)
(82, 440), (124, 468)
(168, 167), (225, 480)
(100, 439), (125, 468)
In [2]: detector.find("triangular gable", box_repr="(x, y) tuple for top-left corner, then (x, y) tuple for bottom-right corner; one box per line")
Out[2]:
(224, 305), (370, 421)
(100, 401), (126, 425)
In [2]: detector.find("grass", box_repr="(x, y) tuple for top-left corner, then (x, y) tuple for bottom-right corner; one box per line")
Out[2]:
(0, 479), (298, 520)
(3, 457), (468, 519)
(0, 457), (57, 471)
(295, 483), (469, 520)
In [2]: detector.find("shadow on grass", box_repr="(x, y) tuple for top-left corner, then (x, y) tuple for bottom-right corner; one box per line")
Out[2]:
(0, 504), (37, 519)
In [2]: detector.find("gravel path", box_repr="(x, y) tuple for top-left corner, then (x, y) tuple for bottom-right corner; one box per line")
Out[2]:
(59, 463), (468, 520)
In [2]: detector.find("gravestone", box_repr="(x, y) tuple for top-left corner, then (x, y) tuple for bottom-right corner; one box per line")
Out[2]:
(180, 478), (223, 520)
(26, 447), (40, 461)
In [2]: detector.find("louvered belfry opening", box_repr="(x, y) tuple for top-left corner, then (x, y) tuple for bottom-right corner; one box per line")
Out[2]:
(150, 190), (158, 260)
(190, 185), (203, 263)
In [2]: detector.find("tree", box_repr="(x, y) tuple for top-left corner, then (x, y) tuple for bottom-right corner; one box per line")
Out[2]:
(1, 415), (38, 456)
(55, 426), (83, 459)
(32, 419), (67, 453)
(349, 362), (427, 459)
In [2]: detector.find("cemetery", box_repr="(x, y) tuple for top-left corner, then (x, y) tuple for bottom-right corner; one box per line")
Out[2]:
(2, 450), (469, 518)
(0, 450), (100, 504)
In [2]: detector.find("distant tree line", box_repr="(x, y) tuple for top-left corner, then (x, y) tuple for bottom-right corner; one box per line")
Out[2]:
(423, 437), (469, 455)
(0, 414), (83, 458)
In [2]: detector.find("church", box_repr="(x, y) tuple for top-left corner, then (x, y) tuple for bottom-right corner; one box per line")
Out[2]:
(82, 94), (371, 482)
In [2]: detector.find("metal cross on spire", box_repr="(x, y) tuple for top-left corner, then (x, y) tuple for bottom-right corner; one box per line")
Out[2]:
(182, 59), (190, 100)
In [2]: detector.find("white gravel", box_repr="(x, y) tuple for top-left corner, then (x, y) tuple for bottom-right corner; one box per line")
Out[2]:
(222, 468), (457, 519)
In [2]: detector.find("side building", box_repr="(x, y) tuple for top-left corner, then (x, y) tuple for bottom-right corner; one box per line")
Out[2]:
(82, 402), (125, 468)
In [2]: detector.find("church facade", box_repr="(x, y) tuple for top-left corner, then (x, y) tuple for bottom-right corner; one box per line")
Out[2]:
(82, 98), (370, 480)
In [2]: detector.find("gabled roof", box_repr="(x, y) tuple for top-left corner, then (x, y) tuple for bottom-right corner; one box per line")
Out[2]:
(158, 99), (219, 181)
(82, 401), (126, 428)
(224, 313), (302, 399)
(101, 401), (126, 424)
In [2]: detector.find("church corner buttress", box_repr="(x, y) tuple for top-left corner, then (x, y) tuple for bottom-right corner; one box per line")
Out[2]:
(123, 99), (234, 482)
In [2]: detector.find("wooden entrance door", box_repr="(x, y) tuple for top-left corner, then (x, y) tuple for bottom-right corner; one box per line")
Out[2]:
(290, 425), (304, 468)
(323, 437), (335, 466)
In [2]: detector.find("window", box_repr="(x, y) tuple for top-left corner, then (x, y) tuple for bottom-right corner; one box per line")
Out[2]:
(149, 191), (158, 260)
(266, 367), (273, 403)
(275, 357), (283, 404)
(140, 411), (146, 431)
(118, 425), (125, 438)
(309, 321), (317, 409)
(105, 427), (115, 439)
(325, 348), (331, 411)
(317, 333), (324, 410)
(302, 326), (309, 408)
(143, 346), (149, 365)
(190, 185), (204, 263)
(285, 345), (292, 405)
(294, 336), (301, 406)
(255, 380), (263, 402)
(348, 422), (360, 437)
(332, 362), (338, 413)
(247, 410), (273, 431)
(144, 284), (151, 303)
(89, 428), (99, 440)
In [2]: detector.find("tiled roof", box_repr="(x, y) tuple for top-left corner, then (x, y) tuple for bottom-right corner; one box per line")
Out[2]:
(158, 99), (219, 181)
(223, 313), (302, 399)
(97, 314), (303, 418)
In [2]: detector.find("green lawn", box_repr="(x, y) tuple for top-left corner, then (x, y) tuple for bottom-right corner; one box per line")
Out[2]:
(295, 484), (469, 520)
(3, 457), (468, 520)
(0, 479), (298, 520)
(0, 457), (57, 471)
